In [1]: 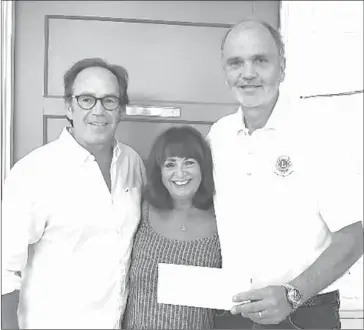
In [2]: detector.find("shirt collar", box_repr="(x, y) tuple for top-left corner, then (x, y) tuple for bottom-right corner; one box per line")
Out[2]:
(234, 93), (295, 135)
(59, 126), (122, 164)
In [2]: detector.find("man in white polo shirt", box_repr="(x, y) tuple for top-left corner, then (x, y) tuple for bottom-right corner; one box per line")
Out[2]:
(208, 19), (363, 329)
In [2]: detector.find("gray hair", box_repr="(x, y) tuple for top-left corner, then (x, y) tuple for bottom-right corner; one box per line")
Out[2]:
(221, 19), (285, 61)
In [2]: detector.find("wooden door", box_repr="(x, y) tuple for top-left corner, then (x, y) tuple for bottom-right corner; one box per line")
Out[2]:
(14, 1), (279, 162)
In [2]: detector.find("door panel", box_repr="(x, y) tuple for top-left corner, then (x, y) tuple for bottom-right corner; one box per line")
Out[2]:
(43, 15), (237, 157)
(46, 17), (232, 103)
(14, 1), (279, 162)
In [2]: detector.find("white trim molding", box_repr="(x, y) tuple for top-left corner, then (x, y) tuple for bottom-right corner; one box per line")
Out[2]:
(1, 0), (15, 205)
(280, 1), (363, 98)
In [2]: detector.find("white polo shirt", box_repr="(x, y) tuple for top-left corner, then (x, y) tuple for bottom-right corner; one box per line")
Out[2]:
(207, 94), (362, 294)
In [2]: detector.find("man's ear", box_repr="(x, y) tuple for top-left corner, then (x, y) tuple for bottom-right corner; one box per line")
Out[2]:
(119, 106), (126, 120)
(66, 104), (73, 121)
(280, 57), (286, 82)
(224, 76), (229, 87)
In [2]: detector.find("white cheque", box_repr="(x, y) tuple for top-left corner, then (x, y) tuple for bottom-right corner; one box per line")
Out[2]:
(157, 263), (251, 310)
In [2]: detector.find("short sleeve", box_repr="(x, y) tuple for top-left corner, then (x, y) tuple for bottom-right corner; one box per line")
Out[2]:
(314, 124), (363, 232)
(301, 95), (363, 233)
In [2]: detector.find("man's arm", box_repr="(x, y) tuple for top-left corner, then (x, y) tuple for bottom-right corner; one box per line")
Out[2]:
(231, 221), (363, 324)
(293, 140), (364, 301)
(295, 113), (364, 299)
(232, 155), (363, 323)
(290, 221), (363, 303)
(1, 290), (20, 329)
(2, 166), (26, 329)
(1, 161), (46, 329)
(2, 165), (27, 329)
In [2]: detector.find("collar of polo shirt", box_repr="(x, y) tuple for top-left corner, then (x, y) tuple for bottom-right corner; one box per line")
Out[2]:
(61, 126), (121, 164)
(235, 94), (296, 135)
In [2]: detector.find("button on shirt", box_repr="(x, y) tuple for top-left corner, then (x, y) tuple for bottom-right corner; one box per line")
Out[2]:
(1, 127), (146, 329)
(207, 95), (362, 294)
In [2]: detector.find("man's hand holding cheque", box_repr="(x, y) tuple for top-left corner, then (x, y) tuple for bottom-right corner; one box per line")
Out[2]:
(231, 286), (293, 325)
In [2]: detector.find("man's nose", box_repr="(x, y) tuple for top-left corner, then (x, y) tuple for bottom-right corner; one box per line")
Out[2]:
(92, 100), (107, 115)
(241, 62), (257, 79)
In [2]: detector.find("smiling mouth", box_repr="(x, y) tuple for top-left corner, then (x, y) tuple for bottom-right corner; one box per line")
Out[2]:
(173, 179), (190, 186)
(239, 85), (261, 90)
(89, 123), (108, 126)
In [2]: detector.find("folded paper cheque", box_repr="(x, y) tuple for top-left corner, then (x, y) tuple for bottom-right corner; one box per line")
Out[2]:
(157, 263), (251, 310)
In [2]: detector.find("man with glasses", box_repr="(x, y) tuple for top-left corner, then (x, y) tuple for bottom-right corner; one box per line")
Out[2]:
(2, 58), (146, 329)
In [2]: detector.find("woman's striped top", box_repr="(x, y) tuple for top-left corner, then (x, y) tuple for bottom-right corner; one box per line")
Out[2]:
(122, 203), (222, 329)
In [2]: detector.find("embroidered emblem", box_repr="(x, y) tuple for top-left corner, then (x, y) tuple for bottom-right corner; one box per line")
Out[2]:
(273, 155), (294, 177)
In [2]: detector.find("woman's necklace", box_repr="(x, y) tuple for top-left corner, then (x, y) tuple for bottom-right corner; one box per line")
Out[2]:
(171, 207), (193, 232)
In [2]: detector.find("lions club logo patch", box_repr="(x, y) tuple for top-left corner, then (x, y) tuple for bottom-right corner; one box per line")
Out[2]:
(273, 155), (294, 177)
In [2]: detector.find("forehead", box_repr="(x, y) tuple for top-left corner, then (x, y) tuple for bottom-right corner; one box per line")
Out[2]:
(223, 23), (279, 59)
(72, 66), (119, 95)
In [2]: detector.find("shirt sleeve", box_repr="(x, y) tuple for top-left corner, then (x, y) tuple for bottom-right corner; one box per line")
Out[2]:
(318, 153), (363, 233)
(1, 161), (46, 295)
(314, 126), (363, 233)
(138, 155), (147, 187)
(302, 95), (363, 233)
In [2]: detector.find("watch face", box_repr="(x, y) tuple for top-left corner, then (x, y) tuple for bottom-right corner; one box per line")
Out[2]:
(289, 288), (302, 304)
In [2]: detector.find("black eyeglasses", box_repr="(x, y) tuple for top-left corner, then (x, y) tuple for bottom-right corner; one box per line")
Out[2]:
(72, 94), (121, 111)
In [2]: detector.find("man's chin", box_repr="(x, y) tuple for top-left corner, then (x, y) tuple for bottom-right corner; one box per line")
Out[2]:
(237, 97), (263, 108)
(233, 91), (259, 107)
(240, 101), (263, 108)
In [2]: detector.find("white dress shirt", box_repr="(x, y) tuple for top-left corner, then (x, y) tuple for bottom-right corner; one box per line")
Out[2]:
(207, 94), (362, 294)
(1, 127), (146, 329)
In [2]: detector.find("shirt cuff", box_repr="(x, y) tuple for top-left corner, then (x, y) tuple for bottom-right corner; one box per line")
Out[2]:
(1, 270), (21, 295)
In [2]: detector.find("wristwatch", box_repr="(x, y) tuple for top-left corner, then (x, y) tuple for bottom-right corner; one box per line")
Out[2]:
(282, 284), (303, 310)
